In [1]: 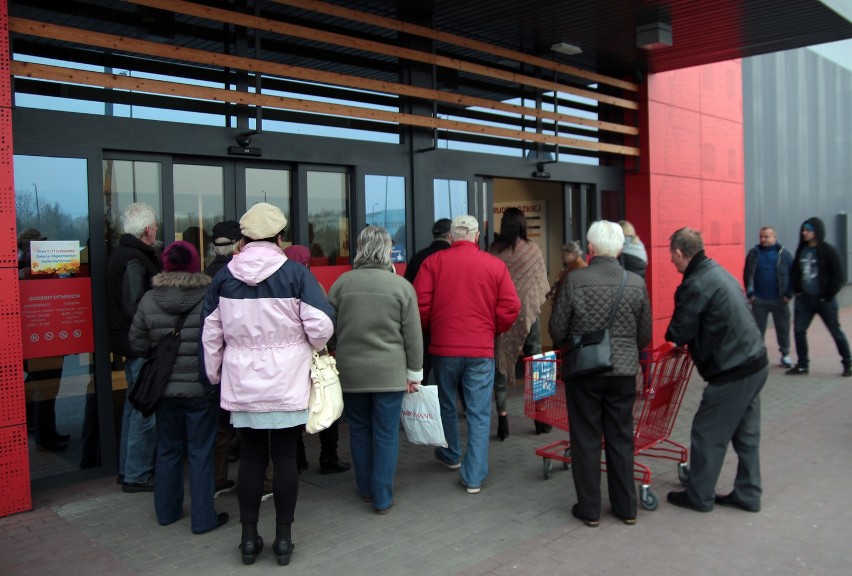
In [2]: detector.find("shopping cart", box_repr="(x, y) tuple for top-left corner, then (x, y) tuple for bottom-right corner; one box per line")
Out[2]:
(523, 343), (695, 510)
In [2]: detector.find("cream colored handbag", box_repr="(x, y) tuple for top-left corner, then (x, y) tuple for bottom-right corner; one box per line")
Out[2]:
(306, 348), (344, 434)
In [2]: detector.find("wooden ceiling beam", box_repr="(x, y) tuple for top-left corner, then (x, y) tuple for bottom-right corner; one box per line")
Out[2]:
(10, 18), (638, 137)
(11, 61), (639, 156)
(269, 0), (638, 92)
(126, 0), (638, 110)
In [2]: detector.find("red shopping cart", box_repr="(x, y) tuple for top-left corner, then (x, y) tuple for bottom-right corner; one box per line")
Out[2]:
(523, 343), (695, 510)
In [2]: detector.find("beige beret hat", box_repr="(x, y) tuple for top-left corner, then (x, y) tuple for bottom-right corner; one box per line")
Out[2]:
(239, 203), (288, 240)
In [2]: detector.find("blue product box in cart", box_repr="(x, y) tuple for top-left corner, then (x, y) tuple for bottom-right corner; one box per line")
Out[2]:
(530, 351), (558, 401)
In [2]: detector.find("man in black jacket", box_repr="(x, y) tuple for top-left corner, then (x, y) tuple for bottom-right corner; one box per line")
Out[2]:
(108, 203), (161, 492)
(665, 228), (768, 514)
(785, 217), (851, 377)
(404, 218), (451, 385)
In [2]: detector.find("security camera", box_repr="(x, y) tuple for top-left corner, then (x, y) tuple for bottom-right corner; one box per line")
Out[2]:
(236, 130), (260, 147)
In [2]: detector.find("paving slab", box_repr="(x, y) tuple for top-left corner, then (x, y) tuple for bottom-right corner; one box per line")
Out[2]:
(2, 306), (851, 576)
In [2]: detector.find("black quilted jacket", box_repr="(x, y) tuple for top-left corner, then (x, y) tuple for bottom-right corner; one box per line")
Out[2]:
(549, 256), (652, 376)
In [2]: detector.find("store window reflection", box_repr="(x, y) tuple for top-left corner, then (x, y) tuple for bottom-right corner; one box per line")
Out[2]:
(366, 175), (406, 263)
(15, 155), (100, 479)
(245, 168), (292, 249)
(174, 164), (225, 263)
(433, 179), (468, 220)
(307, 171), (349, 266)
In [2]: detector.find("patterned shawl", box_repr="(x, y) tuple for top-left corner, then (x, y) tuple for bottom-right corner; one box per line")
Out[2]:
(491, 240), (550, 382)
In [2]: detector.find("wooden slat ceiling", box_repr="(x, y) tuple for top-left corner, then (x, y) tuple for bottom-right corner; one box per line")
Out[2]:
(9, 0), (852, 85)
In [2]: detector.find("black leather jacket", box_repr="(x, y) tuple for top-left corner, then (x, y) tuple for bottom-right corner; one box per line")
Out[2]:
(666, 252), (768, 384)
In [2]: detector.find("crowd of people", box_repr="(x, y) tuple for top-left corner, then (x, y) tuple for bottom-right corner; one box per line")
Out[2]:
(104, 200), (849, 567)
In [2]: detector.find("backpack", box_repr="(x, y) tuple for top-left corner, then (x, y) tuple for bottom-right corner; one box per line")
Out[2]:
(128, 309), (192, 418)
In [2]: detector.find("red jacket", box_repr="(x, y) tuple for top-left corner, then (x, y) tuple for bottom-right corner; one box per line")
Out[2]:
(414, 241), (520, 358)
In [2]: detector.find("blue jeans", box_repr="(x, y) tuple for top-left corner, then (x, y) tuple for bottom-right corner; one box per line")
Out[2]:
(154, 397), (218, 533)
(793, 295), (852, 369)
(343, 391), (405, 511)
(119, 356), (157, 484)
(433, 356), (494, 489)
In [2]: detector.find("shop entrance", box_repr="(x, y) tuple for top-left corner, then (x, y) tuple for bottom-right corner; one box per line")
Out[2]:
(14, 152), (352, 484)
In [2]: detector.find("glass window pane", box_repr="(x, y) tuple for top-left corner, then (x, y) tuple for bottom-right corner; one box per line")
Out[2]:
(365, 175), (406, 263)
(433, 179), (468, 220)
(307, 171), (349, 266)
(174, 165), (225, 265)
(15, 155), (97, 479)
(246, 168), (292, 244)
(103, 160), (163, 253)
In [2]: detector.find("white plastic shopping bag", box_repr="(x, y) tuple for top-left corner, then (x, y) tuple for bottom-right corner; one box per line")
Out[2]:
(400, 385), (447, 448)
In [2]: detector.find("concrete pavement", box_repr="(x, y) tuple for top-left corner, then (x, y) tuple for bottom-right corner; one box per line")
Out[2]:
(2, 307), (851, 576)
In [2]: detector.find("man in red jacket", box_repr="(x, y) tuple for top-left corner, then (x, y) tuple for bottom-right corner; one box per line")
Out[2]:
(414, 215), (520, 494)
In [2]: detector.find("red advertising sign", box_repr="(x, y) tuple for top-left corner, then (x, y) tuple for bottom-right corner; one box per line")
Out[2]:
(19, 278), (95, 359)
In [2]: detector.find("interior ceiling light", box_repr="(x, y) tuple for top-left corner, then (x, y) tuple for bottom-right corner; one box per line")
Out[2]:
(637, 23), (672, 50)
(551, 42), (582, 56)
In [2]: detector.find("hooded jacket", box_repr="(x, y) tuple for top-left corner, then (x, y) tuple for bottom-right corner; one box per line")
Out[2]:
(790, 217), (845, 300)
(128, 271), (211, 398)
(201, 241), (335, 413)
(666, 251), (768, 384)
(619, 236), (648, 279)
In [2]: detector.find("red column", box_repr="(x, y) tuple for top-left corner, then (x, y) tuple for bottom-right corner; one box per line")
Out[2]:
(626, 60), (745, 346)
(0, 4), (33, 516)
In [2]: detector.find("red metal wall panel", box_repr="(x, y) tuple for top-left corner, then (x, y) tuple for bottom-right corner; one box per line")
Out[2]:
(0, 1), (31, 517)
(699, 61), (744, 123)
(625, 60), (745, 347)
(0, 424), (31, 516)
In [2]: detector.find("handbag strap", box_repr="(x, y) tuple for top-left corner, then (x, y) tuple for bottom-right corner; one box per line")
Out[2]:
(172, 308), (192, 335)
(606, 271), (628, 331)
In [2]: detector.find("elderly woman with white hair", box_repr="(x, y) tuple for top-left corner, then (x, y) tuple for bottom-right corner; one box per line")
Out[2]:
(548, 220), (652, 528)
(328, 226), (423, 515)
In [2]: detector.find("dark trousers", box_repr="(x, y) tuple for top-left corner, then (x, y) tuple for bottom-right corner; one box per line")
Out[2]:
(214, 407), (235, 487)
(751, 297), (791, 356)
(687, 366), (767, 511)
(154, 397), (218, 533)
(296, 421), (340, 467)
(238, 426), (301, 525)
(793, 295), (852, 369)
(566, 375), (636, 520)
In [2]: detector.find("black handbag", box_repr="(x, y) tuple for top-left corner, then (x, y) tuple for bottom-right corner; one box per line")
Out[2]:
(128, 309), (192, 418)
(561, 271), (627, 379)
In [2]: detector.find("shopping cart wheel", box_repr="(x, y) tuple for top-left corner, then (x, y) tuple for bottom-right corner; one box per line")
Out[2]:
(640, 487), (659, 511)
(542, 458), (552, 480)
(562, 449), (571, 470)
(678, 463), (690, 487)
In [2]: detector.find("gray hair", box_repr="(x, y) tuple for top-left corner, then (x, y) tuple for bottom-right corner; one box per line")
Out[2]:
(122, 203), (157, 238)
(587, 220), (624, 257)
(562, 241), (583, 257)
(670, 227), (704, 258)
(353, 225), (392, 269)
(213, 241), (238, 256)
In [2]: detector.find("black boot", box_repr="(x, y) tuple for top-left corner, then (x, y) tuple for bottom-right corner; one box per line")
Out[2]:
(534, 420), (552, 435)
(239, 523), (263, 565)
(497, 414), (509, 441)
(273, 522), (295, 566)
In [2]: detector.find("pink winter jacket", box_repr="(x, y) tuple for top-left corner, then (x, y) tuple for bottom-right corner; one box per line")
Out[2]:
(200, 242), (335, 413)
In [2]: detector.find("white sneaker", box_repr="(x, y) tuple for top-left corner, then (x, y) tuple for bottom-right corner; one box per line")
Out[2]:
(261, 491), (274, 502)
(214, 479), (236, 499)
(781, 355), (793, 368)
(465, 486), (481, 495)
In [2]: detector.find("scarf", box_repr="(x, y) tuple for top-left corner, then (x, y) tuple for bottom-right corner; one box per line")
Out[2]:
(491, 240), (550, 382)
